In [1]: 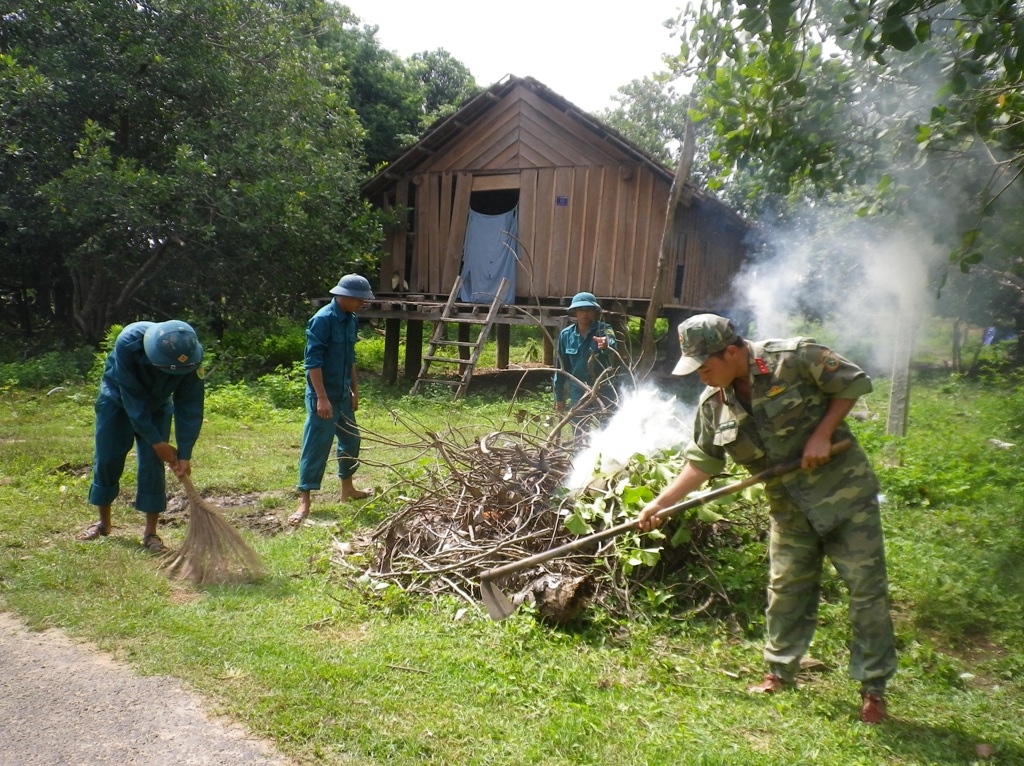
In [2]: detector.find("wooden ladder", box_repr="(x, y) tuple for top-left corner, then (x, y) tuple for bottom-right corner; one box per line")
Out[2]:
(411, 276), (510, 399)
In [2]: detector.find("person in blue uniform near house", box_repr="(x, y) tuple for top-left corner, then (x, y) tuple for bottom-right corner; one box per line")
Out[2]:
(288, 274), (374, 527)
(552, 292), (617, 424)
(76, 320), (205, 554)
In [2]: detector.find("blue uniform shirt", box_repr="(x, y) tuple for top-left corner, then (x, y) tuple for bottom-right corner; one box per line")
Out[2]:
(98, 322), (205, 459)
(553, 319), (616, 406)
(304, 299), (359, 399)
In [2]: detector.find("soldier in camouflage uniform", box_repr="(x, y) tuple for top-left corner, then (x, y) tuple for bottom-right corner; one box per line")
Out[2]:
(638, 314), (896, 724)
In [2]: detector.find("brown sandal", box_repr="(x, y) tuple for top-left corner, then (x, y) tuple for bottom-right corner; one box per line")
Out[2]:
(287, 509), (309, 527)
(75, 522), (108, 541)
(142, 534), (169, 554)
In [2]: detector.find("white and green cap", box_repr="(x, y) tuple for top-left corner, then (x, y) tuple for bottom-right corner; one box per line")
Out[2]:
(672, 313), (738, 375)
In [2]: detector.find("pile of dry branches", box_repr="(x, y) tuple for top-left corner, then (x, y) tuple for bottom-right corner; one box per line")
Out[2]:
(339, 405), (618, 622)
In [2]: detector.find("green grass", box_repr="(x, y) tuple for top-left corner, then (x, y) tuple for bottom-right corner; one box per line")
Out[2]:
(2, 369), (1024, 765)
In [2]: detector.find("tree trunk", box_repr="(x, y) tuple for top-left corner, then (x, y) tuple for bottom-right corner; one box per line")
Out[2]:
(638, 100), (696, 376)
(70, 239), (178, 342)
(1015, 304), (1024, 366)
(951, 317), (964, 373)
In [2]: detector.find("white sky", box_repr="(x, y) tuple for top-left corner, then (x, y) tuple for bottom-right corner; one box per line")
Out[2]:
(337, 0), (687, 114)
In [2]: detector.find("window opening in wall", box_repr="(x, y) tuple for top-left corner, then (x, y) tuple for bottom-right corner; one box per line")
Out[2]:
(470, 188), (519, 214)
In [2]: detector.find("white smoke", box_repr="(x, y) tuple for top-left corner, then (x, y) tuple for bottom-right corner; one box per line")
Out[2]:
(726, 54), (974, 372)
(733, 208), (945, 372)
(563, 53), (1010, 483)
(564, 385), (695, 491)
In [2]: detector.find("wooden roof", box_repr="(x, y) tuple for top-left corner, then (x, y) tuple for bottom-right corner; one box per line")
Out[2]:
(361, 75), (749, 231)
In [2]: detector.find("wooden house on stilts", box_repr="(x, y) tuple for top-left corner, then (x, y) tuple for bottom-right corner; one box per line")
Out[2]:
(359, 75), (751, 394)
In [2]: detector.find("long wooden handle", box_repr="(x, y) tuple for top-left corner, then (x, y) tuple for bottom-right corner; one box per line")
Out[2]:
(175, 471), (204, 505)
(479, 439), (852, 581)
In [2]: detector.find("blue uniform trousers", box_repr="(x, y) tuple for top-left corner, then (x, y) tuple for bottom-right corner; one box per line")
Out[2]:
(297, 391), (360, 490)
(87, 396), (172, 514)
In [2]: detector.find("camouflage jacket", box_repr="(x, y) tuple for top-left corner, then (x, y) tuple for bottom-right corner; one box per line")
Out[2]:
(683, 337), (879, 533)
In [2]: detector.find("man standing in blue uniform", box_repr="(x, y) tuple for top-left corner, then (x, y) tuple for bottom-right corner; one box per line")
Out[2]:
(76, 320), (205, 553)
(289, 274), (374, 527)
(553, 292), (617, 424)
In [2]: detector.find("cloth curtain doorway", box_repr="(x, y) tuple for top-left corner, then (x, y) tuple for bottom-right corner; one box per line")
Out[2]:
(459, 207), (518, 304)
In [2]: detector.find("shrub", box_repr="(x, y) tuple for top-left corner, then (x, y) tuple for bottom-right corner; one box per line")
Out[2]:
(211, 318), (306, 379)
(255, 361), (307, 409)
(565, 445), (772, 624)
(0, 347), (95, 389)
(203, 381), (279, 422)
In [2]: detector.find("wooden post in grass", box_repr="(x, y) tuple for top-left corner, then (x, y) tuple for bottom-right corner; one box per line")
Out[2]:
(639, 99), (696, 376)
(884, 305), (915, 466)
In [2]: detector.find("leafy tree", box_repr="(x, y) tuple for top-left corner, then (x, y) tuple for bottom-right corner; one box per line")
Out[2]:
(670, 0), (1024, 246)
(307, 8), (480, 171)
(312, 9), (424, 171)
(1, 0), (377, 343)
(408, 48), (481, 127)
(598, 76), (768, 213)
(599, 77), (691, 165)
(662, 0), (1024, 363)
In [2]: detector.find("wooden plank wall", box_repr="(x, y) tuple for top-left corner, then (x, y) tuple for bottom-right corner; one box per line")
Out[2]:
(441, 173), (471, 288)
(376, 81), (747, 307)
(392, 164), (744, 307)
(428, 85), (627, 173)
(411, 176), (428, 292)
(675, 203), (748, 310)
(401, 164), (681, 301)
(374, 180), (411, 294)
(404, 171), (478, 295)
(514, 165), (668, 300)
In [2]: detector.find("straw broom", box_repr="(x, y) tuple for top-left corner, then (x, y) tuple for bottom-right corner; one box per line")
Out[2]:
(161, 473), (265, 586)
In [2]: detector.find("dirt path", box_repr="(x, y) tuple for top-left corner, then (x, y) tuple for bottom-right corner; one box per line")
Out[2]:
(0, 611), (297, 766)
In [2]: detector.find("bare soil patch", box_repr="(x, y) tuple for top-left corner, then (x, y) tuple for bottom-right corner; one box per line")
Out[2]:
(162, 490), (289, 537)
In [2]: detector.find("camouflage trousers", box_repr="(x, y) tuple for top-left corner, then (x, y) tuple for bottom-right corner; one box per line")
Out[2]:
(764, 500), (897, 694)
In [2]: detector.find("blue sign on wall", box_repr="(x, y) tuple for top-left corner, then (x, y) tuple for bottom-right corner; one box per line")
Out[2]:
(556, 196), (568, 206)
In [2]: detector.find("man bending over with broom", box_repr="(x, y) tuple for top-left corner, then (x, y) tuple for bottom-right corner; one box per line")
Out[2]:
(76, 320), (205, 554)
(289, 274), (374, 527)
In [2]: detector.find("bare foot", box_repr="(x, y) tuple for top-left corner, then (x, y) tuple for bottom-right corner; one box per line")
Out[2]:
(289, 490), (312, 527)
(340, 478), (371, 501)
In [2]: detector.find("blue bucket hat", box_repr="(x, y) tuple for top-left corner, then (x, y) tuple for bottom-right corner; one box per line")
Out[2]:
(143, 320), (203, 374)
(329, 274), (375, 300)
(568, 292), (602, 313)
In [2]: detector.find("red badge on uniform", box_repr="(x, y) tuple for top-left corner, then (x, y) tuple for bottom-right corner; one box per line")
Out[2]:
(754, 358), (770, 374)
(821, 350), (841, 371)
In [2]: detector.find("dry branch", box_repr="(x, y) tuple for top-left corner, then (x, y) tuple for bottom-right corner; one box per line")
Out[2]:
(344, 410), (627, 622)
